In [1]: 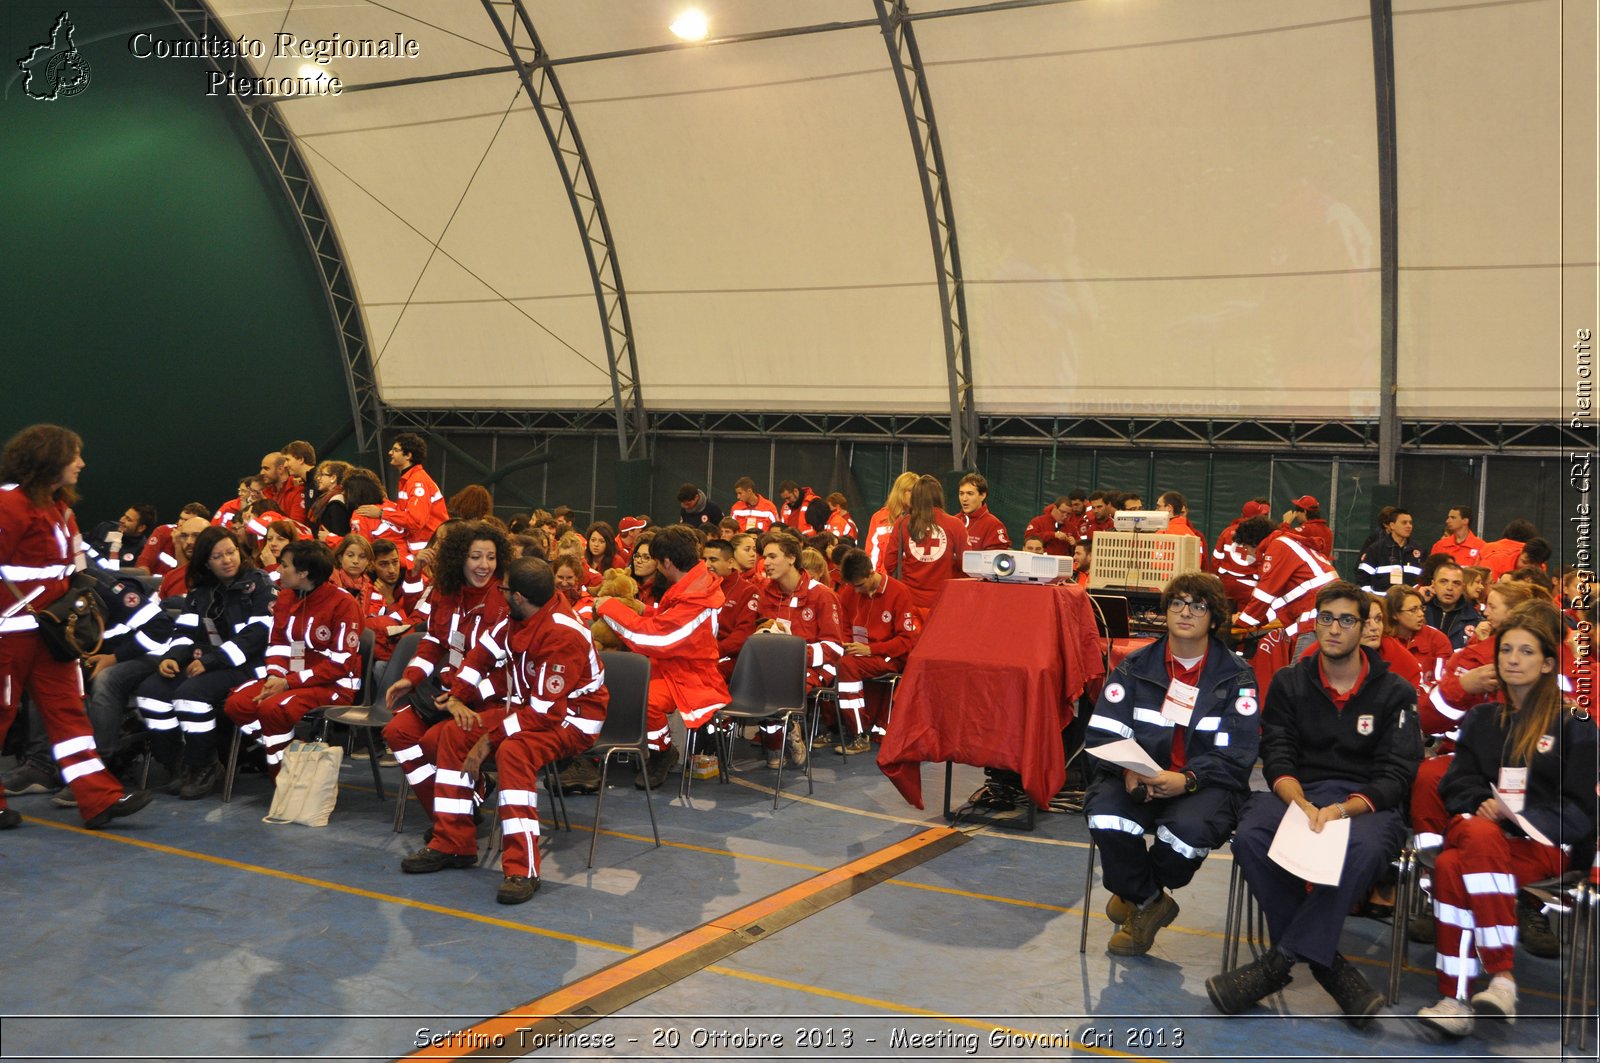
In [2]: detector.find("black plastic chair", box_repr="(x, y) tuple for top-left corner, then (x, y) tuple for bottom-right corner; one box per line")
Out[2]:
(586, 651), (660, 867)
(694, 633), (809, 809)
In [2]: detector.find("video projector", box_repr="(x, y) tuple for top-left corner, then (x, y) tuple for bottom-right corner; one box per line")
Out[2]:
(963, 549), (1074, 583)
(1112, 510), (1171, 532)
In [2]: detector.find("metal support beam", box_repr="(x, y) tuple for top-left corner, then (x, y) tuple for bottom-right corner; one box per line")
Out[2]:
(480, 0), (649, 463)
(874, 0), (978, 472)
(1370, 0), (1400, 485)
(161, 0), (384, 454)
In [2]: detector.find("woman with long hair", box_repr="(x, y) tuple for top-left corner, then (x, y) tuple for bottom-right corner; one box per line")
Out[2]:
(629, 530), (665, 610)
(381, 521), (510, 821)
(331, 533), (374, 596)
(132, 526), (274, 798)
(0, 424), (150, 827)
(344, 467), (411, 563)
(1416, 602), (1595, 1038)
(863, 471), (918, 571)
(583, 521), (617, 576)
(307, 460), (352, 540)
(1386, 585), (1453, 690)
(882, 474), (967, 619)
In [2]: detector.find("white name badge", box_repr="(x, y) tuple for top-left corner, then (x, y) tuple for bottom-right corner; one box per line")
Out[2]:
(448, 630), (466, 650)
(1389, 569), (1404, 586)
(290, 639), (306, 671)
(1161, 678), (1200, 728)
(1497, 766), (1528, 814)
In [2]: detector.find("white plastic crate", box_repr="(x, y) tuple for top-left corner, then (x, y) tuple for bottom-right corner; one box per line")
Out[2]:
(1087, 531), (1202, 591)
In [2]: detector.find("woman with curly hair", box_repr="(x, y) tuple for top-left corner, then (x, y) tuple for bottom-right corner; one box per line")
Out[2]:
(381, 521), (510, 820)
(0, 424), (151, 828)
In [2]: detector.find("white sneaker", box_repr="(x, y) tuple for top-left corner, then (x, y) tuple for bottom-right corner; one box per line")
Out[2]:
(1471, 976), (1517, 1024)
(1417, 996), (1473, 1039)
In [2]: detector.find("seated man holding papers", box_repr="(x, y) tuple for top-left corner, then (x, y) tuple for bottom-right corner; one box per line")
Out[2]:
(1084, 573), (1259, 955)
(1208, 580), (1422, 1027)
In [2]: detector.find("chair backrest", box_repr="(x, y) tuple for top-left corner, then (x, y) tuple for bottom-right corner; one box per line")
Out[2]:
(383, 631), (425, 706)
(727, 632), (807, 715)
(353, 628), (377, 704)
(596, 650), (651, 747)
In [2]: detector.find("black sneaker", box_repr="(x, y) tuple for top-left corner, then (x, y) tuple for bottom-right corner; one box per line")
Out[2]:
(1311, 953), (1385, 1029)
(1407, 909), (1436, 944)
(400, 847), (477, 873)
(84, 790), (153, 829)
(50, 789), (77, 809)
(0, 808), (21, 830)
(179, 761), (221, 801)
(1518, 902), (1560, 958)
(496, 875), (540, 905)
(1206, 948), (1295, 1014)
(3, 761), (60, 796)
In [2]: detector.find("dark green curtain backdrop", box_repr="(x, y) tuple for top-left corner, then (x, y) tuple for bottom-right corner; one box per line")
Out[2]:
(2, 1), (352, 528)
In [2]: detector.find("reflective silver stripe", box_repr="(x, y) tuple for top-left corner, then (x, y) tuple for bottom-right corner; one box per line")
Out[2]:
(172, 700), (211, 717)
(1156, 825), (1208, 860)
(1463, 872), (1516, 895)
(434, 797), (473, 816)
(1214, 732), (1230, 747)
(54, 735), (97, 759)
(1436, 953), (1480, 977)
(568, 716), (603, 736)
(1132, 708), (1170, 728)
(436, 769), (472, 789)
(1429, 686), (1467, 721)
(143, 716), (179, 731)
(498, 789), (538, 806)
(0, 616), (39, 632)
(1435, 901), (1476, 929)
(0, 563), (74, 579)
(604, 607), (713, 648)
(1473, 924), (1517, 950)
(61, 757), (106, 782)
(405, 764), (435, 785)
(500, 817), (540, 835)
(221, 642), (246, 667)
(1088, 814), (1143, 836)
(1193, 716), (1222, 732)
(179, 718), (216, 733)
(1087, 715), (1134, 740)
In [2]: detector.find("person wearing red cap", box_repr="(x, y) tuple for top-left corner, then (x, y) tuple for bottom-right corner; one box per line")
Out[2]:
(1287, 496), (1333, 559)
(614, 516), (647, 567)
(1211, 497), (1268, 585)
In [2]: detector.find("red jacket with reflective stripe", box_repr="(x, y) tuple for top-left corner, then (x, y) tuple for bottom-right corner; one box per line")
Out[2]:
(404, 581), (509, 692)
(778, 487), (822, 535)
(1239, 530), (1337, 637)
(487, 598), (607, 740)
(825, 509), (859, 542)
(135, 524), (179, 577)
(716, 571), (762, 662)
(962, 504), (1011, 552)
(0, 484), (82, 630)
(597, 561), (729, 719)
(729, 494), (780, 533)
(263, 579), (364, 696)
(758, 572), (844, 688)
(396, 465), (449, 551)
(837, 572), (920, 661)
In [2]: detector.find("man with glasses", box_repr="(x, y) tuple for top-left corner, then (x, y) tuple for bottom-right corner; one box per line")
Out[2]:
(1208, 581), (1421, 1027)
(1084, 573), (1258, 956)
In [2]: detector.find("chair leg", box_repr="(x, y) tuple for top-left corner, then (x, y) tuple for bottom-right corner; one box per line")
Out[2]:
(543, 762), (569, 833)
(392, 773), (410, 833)
(222, 730), (242, 804)
(588, 750), (615, 868)
(363, 727), (386, 801)
(1222, 860), (1244, 970)
(1079, 842), (1097, 954)
(771, 719), (785, 810)
(639, 747), (660, 850)
(1387, 846), (1415, 1004)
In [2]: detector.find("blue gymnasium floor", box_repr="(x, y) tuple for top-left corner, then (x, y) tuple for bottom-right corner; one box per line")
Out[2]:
(0, 746), (1589, 1063)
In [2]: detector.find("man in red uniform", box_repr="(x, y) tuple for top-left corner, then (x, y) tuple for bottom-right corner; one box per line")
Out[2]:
(362, 433), (448, 555)
(1428, 505), (1488, 567)
(277, 440), (316, 526)
(729, 477), (780, 533)
(833, 548), (919, 752)
(704, 539), (759, 679)
(777, 481), (826, 535)
(756, 530), (844, 768)
(1024, 498), (1075, 557)
(1477, 520), (1539, 582)
(223, 541), (364, 774)
(400, 557), (606, 904)
(0, 425), (152, 830)
(1286, 496), (1333, 559)
(957, 473), (1010, 552)
(1237, 516), (1338, 682)
(1157, 490), (1208, 556)
(824, 492), (859, 542)
(1061, 489), (1091, 544)
(596, 525), (728, 787)
(1211, 498), (1269, 576)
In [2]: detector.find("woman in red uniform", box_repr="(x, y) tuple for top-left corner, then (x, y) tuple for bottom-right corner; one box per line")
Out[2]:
(382, 522), (510, 822)
(877, 474), (966, 621)
(0, 425), (150, 829)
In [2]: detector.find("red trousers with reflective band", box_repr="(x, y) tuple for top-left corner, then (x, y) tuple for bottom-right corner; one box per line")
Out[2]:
(1409, 754), (1453, 849)
(383, 706), (444, 814)
(223, 680), (345, 775)
(0, 633), (124, 821)
(1432, 814), (1566, 997)
(427, 706), (591, 879)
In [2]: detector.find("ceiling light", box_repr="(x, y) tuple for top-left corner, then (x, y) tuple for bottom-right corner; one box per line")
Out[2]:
(670, 8), (709, 41)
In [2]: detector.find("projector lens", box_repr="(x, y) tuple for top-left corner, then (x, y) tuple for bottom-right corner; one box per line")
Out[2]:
(995, 553), (1014, 574)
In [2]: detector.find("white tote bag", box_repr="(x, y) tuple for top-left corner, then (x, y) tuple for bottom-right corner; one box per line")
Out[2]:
(262, 740), (343, 827)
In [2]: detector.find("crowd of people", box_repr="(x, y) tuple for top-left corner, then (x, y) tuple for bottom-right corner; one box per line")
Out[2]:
(1, 423), (1593, 1036)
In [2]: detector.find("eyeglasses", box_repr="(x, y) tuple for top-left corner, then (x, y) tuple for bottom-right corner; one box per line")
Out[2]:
(1400, 604), (1425, 615)
(1316, 611), (1362, 629)
(1168, 598), (1210, 615)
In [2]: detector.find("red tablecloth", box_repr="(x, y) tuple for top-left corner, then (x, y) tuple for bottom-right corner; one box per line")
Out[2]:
(879, 580), (1105, 809)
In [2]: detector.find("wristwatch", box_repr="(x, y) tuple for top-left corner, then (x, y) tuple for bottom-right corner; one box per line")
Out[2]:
(1183, 770), (1200, 794)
